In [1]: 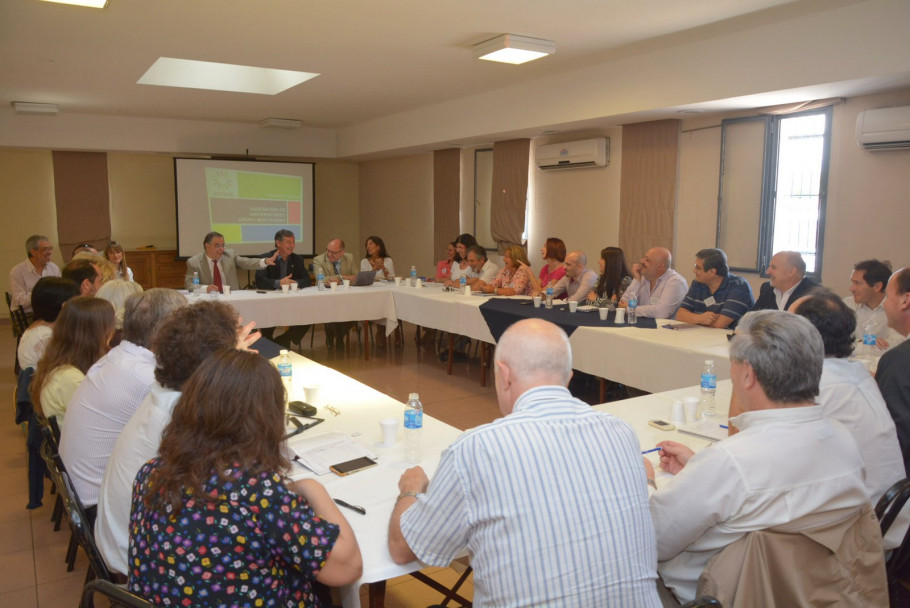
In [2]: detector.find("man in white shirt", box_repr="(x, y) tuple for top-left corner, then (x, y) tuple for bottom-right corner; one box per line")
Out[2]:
(389, 319), (661, 607)
(95, 300), (258, 574)
(463, 245), (499, 290)
(620, 246), (688, 318)
(184, 231), (277, 292)
(59, 288), (186, 508)
(9, 234), (61, 313)
(647, 311), (871, 603)
(547, 250), (597, 302)
(845, 258), (904, 352)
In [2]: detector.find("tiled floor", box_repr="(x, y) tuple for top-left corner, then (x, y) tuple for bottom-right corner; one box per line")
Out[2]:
(0, 321), (502, 608)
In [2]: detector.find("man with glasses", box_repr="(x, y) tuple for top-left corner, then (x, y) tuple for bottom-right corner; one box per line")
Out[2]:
(676, 248), (754, 329)
(312, 238), (357, 351)
(184, 231), (277, 293)
(9, 234), (61, 313)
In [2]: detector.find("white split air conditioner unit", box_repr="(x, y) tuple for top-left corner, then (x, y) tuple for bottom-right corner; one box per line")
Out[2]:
(855, 106), (910, 151)
(536, 137), (609, 170)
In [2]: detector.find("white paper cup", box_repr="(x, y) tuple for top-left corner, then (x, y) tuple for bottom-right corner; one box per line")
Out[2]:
(533, 296), (542, 308)
(596, 307), (607, 321)
(379, 418), (398, 447)
(290, 283), (298, 292)
(670, 400), (686, 424)
(416, 279), (423, 288)
(303, 386), (320, 406)
(394, 277), (401, 286)
(684, 397), (699, 423)
(281, 283), (290, 293)
(463, 285), (472, 296)
(568, 301), (578, 313)
(614, 308), (626, 323)
(342, 278), (351, 288)
(330, 281), (338, 291)
(222, 285), (231, 296)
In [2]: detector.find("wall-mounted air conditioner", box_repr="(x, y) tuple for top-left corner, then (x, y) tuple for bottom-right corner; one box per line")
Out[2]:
(536, 137), (609, 170)
(855, 106), (910, 151)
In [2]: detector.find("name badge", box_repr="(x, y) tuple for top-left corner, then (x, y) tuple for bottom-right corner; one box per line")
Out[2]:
(704, 296), (716, 307)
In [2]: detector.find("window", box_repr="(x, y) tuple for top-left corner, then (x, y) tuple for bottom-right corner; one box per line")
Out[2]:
(716, 108), (831, 276)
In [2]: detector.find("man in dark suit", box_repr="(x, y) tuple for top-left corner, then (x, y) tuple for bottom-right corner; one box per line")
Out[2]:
(751, 250), (818, 311)
(256, 229), (312, 349)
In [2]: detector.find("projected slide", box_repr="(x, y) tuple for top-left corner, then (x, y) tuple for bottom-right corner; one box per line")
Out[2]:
(205, 168), (302, 243)
(175, 158), (314, 258)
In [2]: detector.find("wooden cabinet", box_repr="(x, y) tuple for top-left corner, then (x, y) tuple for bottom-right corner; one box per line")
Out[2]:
(127, 250), (187, 290)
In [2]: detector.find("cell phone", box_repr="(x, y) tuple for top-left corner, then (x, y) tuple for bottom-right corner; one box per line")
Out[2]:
(330, 456), (378, 476)
(648, 419), (676, 431)
(288, 401), (317, 417)
(256, 289), (268, 294)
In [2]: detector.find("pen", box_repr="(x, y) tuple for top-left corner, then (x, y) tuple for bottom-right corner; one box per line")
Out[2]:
(641, 447), (663, 455)
(334, 498), (366, 515)
(719, 424), (729, 430)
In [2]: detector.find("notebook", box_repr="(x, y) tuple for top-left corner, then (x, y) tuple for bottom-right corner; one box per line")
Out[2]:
(677, 419), (728, 442)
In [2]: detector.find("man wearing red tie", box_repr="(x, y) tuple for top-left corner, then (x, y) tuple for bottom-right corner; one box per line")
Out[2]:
(184, 231), (277, 293)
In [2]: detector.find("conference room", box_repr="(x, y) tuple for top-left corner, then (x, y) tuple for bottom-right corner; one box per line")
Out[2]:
(2, 1), (910, 606)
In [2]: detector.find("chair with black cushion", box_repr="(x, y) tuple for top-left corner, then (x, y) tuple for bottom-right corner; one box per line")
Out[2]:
(40, 438), (112, 595)
(875, 477), (910, 606)
(39, 422), (66, 530)
(82, 580), (153, 608)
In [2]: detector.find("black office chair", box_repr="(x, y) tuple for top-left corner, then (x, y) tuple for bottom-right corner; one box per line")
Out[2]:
(82, 580), (154, 608)
(875, 478), (910, 606)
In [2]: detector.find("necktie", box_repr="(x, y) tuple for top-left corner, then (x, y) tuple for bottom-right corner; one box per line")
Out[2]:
(213, 259), (223, 292)
(333, 260), (340, 275)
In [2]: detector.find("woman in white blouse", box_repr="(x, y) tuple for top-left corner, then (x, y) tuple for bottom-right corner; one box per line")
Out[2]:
(17, 277), (80, 370)
(360, 236), (395, 280)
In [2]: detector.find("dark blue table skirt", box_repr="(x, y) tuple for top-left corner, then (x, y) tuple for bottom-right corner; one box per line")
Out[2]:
(479, 298), (657, 342)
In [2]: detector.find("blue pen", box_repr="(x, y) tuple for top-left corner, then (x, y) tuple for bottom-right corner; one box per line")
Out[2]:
(719, 424), (729, 430)
(641, 447), (663, 455)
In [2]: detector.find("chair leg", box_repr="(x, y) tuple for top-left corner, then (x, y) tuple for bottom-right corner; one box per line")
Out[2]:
(65, 531), (78, 571)
(52, 494), (64, 530)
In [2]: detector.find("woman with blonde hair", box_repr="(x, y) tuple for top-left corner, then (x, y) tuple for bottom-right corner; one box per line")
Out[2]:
(480, 245), (532, 296)
(30, 297), (115, 431)
(128, 350), (362, 606)
(104, 241), (133, 281)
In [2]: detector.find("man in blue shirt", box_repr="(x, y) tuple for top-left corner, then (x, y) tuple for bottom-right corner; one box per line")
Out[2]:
(676, 248), (754, 328)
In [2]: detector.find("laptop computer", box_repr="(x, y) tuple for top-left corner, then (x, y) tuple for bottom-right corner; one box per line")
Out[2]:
(353, 270), (377, 286)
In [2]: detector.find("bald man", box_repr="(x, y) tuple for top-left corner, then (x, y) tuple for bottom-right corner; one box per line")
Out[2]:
(751, 250), (818, 312)
(388, 319), (660, 607)
(545, 250), (597, 302)
(620, 246), (688, 318)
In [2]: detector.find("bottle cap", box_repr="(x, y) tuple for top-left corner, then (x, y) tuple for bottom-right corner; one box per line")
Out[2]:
(408, 392), (419, 401)
(705, 359), (713, 365)
(280, 349), (288, 355)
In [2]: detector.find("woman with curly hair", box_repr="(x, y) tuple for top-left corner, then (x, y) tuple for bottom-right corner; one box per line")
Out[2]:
(128, 350), (362, 607)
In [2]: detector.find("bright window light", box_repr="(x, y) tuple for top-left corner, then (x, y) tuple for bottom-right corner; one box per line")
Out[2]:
(138, 58), (319, 95)
(41, 0), (108, 8)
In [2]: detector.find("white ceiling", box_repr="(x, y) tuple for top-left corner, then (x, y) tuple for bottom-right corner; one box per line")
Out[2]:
(1, 0), (908, 158)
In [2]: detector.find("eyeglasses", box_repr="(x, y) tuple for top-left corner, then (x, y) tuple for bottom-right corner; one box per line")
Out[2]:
(326, 248), (343, 255)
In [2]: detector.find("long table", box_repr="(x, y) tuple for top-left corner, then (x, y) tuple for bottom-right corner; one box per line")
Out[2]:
(217, 283), (731, 394)
(279, 350), (462, 608)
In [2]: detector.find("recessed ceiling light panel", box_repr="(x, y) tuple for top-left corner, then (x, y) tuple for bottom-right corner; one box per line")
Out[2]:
(474, 34), (555, 65)
(41, 0), (108, 7)
(138, 58), (319, 95)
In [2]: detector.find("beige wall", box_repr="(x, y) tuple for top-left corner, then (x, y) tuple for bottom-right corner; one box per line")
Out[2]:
(358, 153), (434, 276)
(677, 88), (910, 295)
(109, 153), (177, 250)
(314, 161), (360, 255)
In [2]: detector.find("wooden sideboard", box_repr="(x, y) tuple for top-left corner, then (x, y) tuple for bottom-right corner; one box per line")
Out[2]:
(127, 249), (187, 290)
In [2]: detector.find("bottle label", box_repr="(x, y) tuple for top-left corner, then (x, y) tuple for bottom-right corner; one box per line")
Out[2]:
(277, 362), (292, 378)
(629, 297), (638, 309)
(701, 373), (716, 390)
(863, 333), (877, 346)
(404, 409), (423, 429)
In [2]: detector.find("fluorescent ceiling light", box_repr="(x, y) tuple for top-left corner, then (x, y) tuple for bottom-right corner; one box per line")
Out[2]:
(12, 102), (59, 115)
(41, 0), (108, 8)
(474, 34), (555, 65)
(138, 58), (319, 95)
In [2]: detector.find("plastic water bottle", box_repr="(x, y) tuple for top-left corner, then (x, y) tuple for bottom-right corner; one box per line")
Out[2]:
(410, 265), (418, 286)
(404, 393), (423, 464)
(862, 318), (880, 357)
(459, 274), (466, 291)
(317, 270), (325, 291)
(627, 296), (638, 324)
(545, 286), (554, 309)
(698, 359), (717, 419)
(277, 349), (293, 399)
(192, 271), (200, 294)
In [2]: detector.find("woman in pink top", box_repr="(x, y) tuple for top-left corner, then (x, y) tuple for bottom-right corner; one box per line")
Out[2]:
(480, 246), (532, 296)
(538, 237), (566, 287)
(435, 242), (457, 281)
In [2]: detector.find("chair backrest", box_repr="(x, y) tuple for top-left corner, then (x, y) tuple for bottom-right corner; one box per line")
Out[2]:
(875, 478), (910, 600)
(82, 578), (154, 608)
(6, 292), (29, 338)
(697, 504), (888, 608)
(40, 438), (113, 583)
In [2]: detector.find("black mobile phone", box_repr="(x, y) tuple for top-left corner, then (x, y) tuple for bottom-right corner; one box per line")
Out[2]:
(289, 401), (317, 417)
(330, 456), (378, 476)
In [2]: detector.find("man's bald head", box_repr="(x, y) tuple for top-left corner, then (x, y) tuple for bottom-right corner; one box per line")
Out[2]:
(640, 247), (671, 282)
(494, 319), (572, 414)
(564, 251), (587, 279)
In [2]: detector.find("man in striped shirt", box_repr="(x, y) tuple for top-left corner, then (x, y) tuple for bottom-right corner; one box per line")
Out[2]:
(676, 248), (754, 329)
(388, 318), (661, 607)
